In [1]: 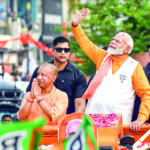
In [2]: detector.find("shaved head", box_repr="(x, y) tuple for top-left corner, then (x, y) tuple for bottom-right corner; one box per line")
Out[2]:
(39, 63), (58, 77)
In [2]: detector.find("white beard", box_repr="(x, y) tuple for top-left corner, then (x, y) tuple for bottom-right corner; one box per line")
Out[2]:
(107, 46), (125, 55)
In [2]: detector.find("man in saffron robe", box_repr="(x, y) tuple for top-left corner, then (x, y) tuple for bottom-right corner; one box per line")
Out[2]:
(17, 63), (68, 125)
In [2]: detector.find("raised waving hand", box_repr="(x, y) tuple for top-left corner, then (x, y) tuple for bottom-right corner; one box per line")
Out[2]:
(72, 8), (88, 26)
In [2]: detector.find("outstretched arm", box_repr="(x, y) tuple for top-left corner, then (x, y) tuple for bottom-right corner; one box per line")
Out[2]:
(72, 8), (88, 26)
(71, 8), (107, 69)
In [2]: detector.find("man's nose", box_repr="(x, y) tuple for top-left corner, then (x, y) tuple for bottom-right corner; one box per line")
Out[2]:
(110, 40), (115, 45)
(37, 74), (42, 79)
(61, 50), (65, 54)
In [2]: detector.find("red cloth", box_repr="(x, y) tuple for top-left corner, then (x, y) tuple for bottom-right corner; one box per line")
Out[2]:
(83, 55), (112, 99)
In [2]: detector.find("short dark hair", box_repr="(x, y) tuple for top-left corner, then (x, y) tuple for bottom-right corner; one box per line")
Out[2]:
(53, 36), (70, 47)
(147, 43), (150, 49)
(1, 114), (11, 121)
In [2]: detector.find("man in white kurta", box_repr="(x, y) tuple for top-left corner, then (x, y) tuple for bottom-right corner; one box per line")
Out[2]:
(71, 8), (150, 132)
(85, 56), (138, 124)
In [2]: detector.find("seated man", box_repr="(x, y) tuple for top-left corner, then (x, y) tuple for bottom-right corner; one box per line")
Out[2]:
(17, 63), (68, 125)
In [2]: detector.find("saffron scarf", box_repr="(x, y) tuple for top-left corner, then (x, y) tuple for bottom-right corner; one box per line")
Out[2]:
(83, 54), (112, 99)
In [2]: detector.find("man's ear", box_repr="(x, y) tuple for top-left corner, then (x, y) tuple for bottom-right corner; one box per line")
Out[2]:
(124, 45), (131, 54)
(53, 75), (57, 82)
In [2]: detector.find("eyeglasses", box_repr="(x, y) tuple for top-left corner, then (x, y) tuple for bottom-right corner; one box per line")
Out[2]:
(54, 47), (70, 53)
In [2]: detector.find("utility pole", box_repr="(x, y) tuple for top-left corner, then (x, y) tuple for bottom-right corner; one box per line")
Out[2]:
(26, 0), (31, 78)
(11, 0), (20, 50)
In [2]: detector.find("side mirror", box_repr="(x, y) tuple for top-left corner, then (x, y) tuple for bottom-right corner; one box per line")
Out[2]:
(120, 135), (135, 149)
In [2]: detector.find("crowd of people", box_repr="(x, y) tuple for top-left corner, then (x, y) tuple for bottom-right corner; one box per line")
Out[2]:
(0, 51), (37, 82)
(2, 8), (150, 136)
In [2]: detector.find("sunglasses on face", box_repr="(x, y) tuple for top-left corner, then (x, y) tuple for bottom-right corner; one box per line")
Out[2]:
(54, 47), (70, 53)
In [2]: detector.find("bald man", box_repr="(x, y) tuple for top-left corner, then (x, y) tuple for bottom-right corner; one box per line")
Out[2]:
(17, 63), (68, 125)
(71, 8), (150, 132)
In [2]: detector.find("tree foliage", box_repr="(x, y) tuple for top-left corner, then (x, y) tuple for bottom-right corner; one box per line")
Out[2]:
(68, 0), (150, 76)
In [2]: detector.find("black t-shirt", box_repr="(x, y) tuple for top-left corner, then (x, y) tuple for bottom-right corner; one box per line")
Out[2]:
(26, 60), (87, 114)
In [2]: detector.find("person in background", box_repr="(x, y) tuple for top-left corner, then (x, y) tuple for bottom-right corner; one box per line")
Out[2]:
(144, 43), (150, 83)
(71, 8), (150, 132)
(132, 43), (150, 122)
(1, 114), (12, 123)
(17, 63), (68, 125)
(26, 36), (87, 114)
(21, 51), (37, 81)
(11, 65), (22, 81)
